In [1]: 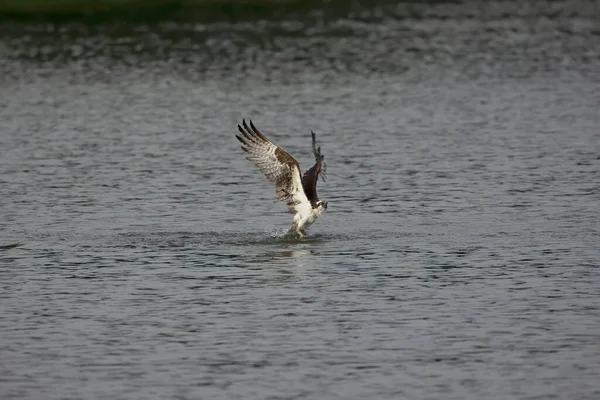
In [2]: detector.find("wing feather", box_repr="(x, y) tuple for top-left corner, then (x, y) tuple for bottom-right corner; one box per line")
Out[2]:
(236, 119), (310, 214)
(301, 131), (326, 206)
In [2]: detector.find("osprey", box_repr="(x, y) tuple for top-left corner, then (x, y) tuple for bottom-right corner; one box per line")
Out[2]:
(235, 119), (328, 238)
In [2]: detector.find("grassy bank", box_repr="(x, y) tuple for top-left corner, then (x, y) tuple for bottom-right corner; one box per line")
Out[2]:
(0, 0), (433, 22)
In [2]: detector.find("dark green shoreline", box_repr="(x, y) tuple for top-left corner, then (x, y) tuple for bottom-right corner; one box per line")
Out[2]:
(0, 0), (451, 22)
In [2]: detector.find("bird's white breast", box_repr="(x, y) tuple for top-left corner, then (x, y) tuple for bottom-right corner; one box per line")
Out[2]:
(301, 207), (324, 229)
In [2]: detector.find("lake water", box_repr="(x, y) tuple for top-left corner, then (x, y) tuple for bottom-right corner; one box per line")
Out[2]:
(1, 1), (599, 399)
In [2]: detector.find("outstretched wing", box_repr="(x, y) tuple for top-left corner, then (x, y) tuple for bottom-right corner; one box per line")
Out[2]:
(235, 119), (311, 215)
(301, 131), (326, 207)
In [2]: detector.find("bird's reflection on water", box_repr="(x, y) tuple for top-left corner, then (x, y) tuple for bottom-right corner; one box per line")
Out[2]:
(258, 249), (310, 265)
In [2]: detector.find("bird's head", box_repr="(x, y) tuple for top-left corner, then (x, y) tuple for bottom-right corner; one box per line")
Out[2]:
(317, 200), (328, 210)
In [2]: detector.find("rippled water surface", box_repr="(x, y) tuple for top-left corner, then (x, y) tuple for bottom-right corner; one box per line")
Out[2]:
(1, 1), (600, 399)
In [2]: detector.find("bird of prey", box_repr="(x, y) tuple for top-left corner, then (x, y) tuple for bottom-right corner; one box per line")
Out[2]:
(235, 120), (327, 238)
